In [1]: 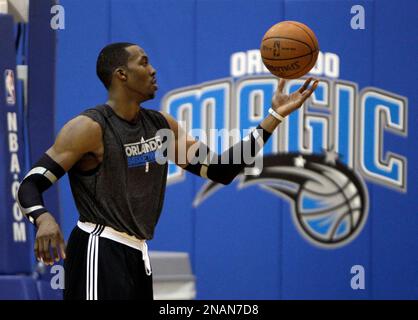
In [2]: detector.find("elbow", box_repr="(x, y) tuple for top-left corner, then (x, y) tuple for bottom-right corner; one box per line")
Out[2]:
(221, 177), (234, 185)
(206, 164), (240, 186)
(16, 181), (23, 201)
(16, 181), (26, 211)
(211, 176), (234, 186)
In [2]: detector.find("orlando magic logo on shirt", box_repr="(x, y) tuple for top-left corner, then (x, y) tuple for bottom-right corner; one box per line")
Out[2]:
(124, 135), (163, 168)
(193, 151), (368, 248)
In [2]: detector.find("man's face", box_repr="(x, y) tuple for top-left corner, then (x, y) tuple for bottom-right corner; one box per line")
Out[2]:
(123, 45), (157, 101)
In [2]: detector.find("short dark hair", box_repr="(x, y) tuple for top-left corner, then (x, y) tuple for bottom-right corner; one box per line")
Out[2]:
(96, 42), (136, 90)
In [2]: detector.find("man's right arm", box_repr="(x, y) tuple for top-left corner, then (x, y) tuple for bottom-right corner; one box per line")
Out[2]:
(17, 115), (102, 265)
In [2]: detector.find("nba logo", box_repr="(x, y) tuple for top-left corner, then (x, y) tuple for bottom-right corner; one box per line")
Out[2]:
(4, 69), (16, 106)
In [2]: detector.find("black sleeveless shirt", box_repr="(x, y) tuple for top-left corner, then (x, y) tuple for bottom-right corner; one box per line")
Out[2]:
(68, 104), (170, 240)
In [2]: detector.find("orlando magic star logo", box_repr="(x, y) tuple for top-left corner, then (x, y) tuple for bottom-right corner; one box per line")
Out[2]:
(193, 151), (368, 249)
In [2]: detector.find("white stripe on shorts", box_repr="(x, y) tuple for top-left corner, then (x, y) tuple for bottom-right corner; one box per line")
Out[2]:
(86, 225), (103, 300)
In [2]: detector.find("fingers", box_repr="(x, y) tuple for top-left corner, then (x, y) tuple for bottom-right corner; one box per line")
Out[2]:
(310, 79), (319, 92)
(58, 231), (67, 260)
(37, 237), (50, 265)
(278, 78), (286, 93)
(51, 239), (59, 263)
(38, 237), (46, 263)
(42, 237), (53, 265)
(35, 235), (66, 265)
(301, 79), (320, 99)
(50, 230), (66, 262)
(34, 238), (40, 262)
(34, 218), (66, 266)
(298, 77), (313, 93)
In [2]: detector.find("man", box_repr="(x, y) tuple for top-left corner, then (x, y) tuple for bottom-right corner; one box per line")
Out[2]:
(17, 42), (318, 300)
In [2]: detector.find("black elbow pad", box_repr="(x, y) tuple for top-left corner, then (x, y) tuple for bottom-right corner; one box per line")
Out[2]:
(17, 153), (65, 224)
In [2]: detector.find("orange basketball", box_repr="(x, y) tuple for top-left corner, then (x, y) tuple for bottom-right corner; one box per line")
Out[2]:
(260, 21), (319, 79)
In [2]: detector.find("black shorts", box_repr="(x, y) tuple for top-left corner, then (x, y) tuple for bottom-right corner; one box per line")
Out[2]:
(64, 225), (153, 300)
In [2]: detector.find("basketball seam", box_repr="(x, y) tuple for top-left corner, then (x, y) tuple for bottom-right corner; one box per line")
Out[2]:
(262, 34), (316, 75)
(288, 21), (319, 77)
(262, 36), (312, 49)
(286, 21), (317, 51)
(272, 50), (318, 78)
(284, 22), (318, 78)
(261, 51), (314, 61)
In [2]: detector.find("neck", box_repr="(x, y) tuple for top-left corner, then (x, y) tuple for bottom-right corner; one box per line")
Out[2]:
(106, 89), (143, 122)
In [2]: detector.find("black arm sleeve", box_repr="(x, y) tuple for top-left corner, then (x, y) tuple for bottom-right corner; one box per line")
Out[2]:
(17, 153), (66, 224)
(184, 125), (272, 185)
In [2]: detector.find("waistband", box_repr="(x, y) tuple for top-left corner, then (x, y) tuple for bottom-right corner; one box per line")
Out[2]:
(77, 220), (151, 275)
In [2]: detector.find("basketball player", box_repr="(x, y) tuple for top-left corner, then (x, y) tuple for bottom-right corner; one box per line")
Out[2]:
(17, 43), (318, 300)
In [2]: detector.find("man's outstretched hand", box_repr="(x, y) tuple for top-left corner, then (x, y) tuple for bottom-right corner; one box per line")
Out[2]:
(35, 212), (66, 265)
(272, 77), (319, 117)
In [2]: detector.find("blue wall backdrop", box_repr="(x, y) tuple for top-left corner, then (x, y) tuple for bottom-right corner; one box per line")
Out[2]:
(0, 14), (30, 274)
(55, 0), (418, 299)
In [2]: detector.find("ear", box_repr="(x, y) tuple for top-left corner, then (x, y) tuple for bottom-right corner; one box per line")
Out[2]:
(115, 68), (127, 81)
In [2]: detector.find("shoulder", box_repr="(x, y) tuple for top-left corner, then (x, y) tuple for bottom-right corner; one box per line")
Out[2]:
(46, 115), (103, 171)
(158, 110), (176, 127)
(142, 108), (171, 129)
(66, 114), (102, 133)
(57, 115), (102, 147)
(79, 105), (109, 128)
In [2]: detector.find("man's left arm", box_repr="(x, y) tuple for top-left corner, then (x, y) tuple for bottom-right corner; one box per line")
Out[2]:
(161, 77), (319, 185)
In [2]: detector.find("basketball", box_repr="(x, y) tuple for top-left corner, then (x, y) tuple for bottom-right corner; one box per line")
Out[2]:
(260, 21), (319, 79)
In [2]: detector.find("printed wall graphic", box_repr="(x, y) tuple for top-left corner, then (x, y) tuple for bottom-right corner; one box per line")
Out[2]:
(56, 0), (418, 299)
(162, 54), (408, 250)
